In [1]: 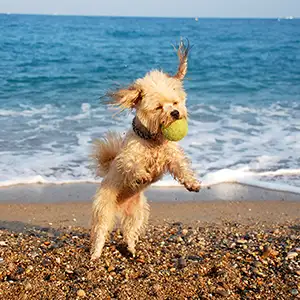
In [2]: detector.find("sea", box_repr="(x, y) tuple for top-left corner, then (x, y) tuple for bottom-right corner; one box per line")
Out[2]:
(0, 14), (300, 193)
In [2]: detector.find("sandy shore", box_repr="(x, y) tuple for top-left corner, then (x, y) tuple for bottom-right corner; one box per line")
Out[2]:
(0, 185), (299, 299)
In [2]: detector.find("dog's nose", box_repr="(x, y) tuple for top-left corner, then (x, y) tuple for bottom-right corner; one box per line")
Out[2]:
(170, 110), (180, 120)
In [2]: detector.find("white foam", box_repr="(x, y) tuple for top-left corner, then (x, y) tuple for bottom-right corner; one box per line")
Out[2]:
(200, 168), (300, 194)
(0, 104), (55, 117)
(1, 101), (300, 196)
(1, 167), (300, 195)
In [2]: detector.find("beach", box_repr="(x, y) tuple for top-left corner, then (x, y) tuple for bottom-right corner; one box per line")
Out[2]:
(1, 14), (300, 299)
(0, 184), (299, 299)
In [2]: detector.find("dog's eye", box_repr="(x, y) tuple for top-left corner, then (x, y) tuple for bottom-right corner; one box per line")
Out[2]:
(174, 101), (178, 105)
(156, 105), (163, 110)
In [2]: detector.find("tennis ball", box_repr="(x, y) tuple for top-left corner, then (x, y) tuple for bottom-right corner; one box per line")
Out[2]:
(162, 118), (188, 141)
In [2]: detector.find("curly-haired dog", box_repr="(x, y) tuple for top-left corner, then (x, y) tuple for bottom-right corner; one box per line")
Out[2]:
(91, 40), (201, 260)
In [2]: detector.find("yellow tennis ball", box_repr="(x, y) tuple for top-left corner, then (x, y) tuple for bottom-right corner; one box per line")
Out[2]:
(162, 119), (188, 141)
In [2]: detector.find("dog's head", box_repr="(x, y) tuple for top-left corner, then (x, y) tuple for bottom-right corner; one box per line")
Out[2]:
(108, 40), (191, 137)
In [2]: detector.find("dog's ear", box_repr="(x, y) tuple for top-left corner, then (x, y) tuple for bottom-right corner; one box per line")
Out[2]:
(107, 85), (142, 110)
(173, 38), (191, 80)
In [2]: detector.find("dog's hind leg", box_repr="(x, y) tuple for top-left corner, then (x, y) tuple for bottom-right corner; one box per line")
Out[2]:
(120, 192), (149, 256)
(91, 183), (117, 260)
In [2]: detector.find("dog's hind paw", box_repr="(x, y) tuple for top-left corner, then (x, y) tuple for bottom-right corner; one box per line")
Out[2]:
(90, 250), (102, 261)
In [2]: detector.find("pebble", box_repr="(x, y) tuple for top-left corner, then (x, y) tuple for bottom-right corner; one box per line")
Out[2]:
(187, 255), (202, 262)
(8, 262), (15, 272)
(77, 289), (86, 297)
(107, 266), (115, 272)
(0, 258), (4, 263)
(182, 229), (188, 235)
(262, 245), (271, 257)
(237, 239), (247, 244)
(290, 289), (298, 296)
(229, 242), (236, 249)
(178, 257), (187, 269)
(26, 266), (33, 274)
(176, 236), (183, 243)
(42, 258), (51, 267)
(253, 268), (266, 277)
(0, 241), (7, 246)
(287, 252), (298, 259)
(25, 283), (32, 291)
(295, 247), (300, 253)
(215, 288), (230, 297)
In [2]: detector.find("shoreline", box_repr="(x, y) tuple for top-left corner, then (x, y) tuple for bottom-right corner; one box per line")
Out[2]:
(0, 200), (300, 231)
(0, 182), (300, 204)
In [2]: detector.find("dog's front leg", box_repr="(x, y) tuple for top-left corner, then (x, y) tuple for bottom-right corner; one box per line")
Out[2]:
(167, 144), (201, 192)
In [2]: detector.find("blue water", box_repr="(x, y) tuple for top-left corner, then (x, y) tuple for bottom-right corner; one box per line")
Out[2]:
(1, 14), (300, 191)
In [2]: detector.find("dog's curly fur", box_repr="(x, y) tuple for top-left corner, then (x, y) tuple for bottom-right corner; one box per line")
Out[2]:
(90, 40), (201, 260)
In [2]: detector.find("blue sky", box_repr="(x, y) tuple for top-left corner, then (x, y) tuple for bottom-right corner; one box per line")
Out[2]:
(0, 0), (299, 17)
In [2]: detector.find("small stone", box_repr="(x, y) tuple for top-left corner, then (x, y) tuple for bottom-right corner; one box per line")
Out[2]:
(8, 262), (15, 272)
(215, 288), (230, 297)
(178, 257), (187, 269)
(287, 252), (298, 259)
(187, 255), (202, 262)
(290, 289), (298, 296)
(176, 236), (183, 243)
(73, 218), (77, 222)
(295, 269), (300, 276)
(42, 258), (51, 267)
(44, 241), (50, 246)
(16, 266), (25, 274)
(262, 245), (271, 257)
(295, 247), (300, 253)
(237, 239), (247, 244)
(170, 267), (176, 272)
(182, 229), (188, 235)
(0, 241), (7, 246)
(25, 283), (32, 291)
(229, 242), (236, 249)
(48, 222), (53, 226)
(0, 258), (4, 263)
(253, 268), (266, 277)
(77, 289), (86, 297)
(56, 257), (61, 264)
(26, 266), (33, 274)
(107, 266), (115, 272)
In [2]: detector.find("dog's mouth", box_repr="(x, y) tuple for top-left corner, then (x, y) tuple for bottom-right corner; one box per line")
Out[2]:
(160, 117), (185, 128)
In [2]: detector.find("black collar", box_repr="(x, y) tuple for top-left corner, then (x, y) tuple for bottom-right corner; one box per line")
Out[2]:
(132, 117), (157, 140)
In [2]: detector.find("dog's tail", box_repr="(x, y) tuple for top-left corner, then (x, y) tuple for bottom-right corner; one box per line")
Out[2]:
(91, 131), (123, 177)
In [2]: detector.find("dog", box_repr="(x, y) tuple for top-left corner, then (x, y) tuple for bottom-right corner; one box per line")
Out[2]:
(90, 40), (201, 260)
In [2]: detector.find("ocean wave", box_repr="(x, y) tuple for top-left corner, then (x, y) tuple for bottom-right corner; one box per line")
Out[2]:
(0, 104), (55, 117)
(1, 168), (300, 195)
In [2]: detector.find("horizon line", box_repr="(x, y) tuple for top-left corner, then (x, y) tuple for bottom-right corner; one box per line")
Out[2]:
(0, 12), (298, 19)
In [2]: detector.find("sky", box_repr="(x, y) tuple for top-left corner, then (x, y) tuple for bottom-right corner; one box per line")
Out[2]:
(0, 0), (299, 18)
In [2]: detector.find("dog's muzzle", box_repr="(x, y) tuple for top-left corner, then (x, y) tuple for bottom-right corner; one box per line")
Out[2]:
(170, 110), (180, 120)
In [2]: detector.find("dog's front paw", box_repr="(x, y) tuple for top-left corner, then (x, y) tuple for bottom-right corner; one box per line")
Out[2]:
(136, 172), (152, 185)
(184, 180), (201, 192)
